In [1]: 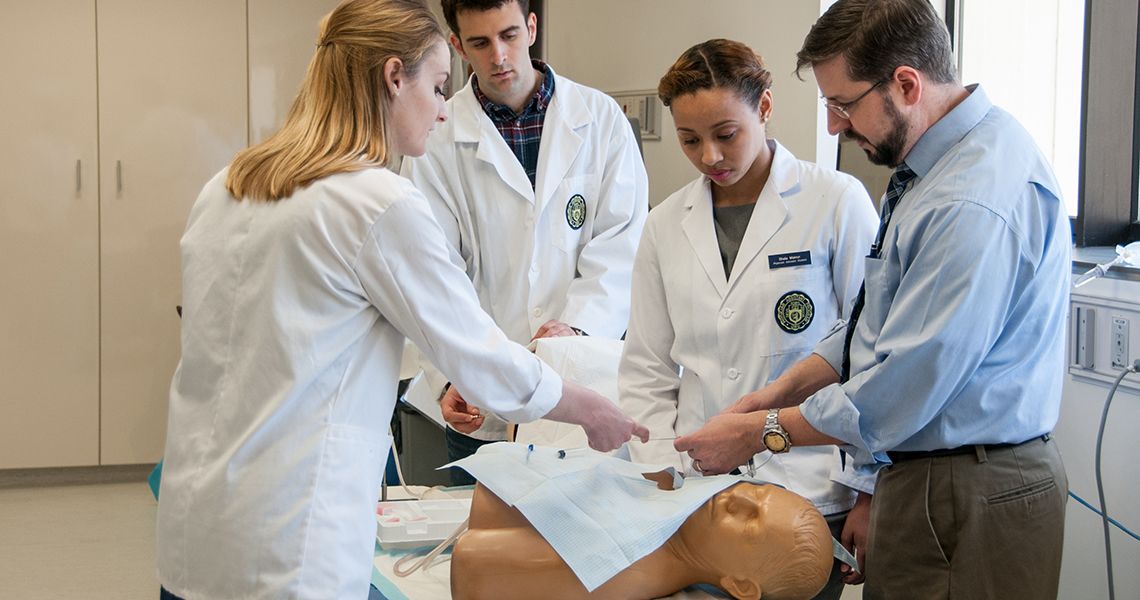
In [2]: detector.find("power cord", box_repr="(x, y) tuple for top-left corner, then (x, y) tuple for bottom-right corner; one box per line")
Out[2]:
(388, 438), (451, 500)
(1090, 358), (1140, 600)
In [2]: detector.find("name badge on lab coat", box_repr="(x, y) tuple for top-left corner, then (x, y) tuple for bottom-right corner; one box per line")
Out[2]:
(768, 251), (812, 269)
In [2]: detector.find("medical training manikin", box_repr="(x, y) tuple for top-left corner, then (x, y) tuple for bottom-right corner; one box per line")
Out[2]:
(447, 443), (832, 600)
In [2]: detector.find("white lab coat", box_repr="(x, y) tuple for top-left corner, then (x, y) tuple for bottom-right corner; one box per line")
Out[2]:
(401, 68), (647, 440)
(156, 167), (562, 599)
(400, 68), (648, 345)
(619, 141), (879, 514)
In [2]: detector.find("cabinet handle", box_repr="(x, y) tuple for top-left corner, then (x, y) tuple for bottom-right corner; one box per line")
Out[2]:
(116, 160), (122, 194)
(76, 160), (82, 194)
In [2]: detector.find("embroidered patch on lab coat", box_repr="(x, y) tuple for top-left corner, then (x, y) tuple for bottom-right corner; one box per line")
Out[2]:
(775, 291), (814, 333)
(566, 194), (587, 230)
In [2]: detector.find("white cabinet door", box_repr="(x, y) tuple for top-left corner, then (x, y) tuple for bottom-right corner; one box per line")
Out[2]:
(97, 0), (248, 464)
(248, 0), (342, 144)
(0, 1), (100, 469)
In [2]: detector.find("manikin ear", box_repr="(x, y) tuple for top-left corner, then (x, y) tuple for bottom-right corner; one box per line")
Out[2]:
(525, 11), (537, 46)
(383, 57), (405, 98)
(892, 65), (924, 108)
(719, 575), (761, 600)
(449, 33), (468, 61)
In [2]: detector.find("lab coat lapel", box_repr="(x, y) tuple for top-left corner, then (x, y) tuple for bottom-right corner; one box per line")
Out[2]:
(453, 81), (535, 204)
(535, 73), (588, 212)
(726, 142), (796, 293)
(681, 182), (728, 298)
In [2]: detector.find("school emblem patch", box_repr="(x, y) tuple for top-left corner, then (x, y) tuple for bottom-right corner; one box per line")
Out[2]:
(774, 291), (814, 334)
(566, 194), (587, 230)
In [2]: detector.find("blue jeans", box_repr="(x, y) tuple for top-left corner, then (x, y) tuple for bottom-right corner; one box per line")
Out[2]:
(445, 426), (496, 486)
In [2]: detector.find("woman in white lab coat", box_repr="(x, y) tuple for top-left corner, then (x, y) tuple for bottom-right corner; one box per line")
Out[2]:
(155, 2), (645, 599)
(618, 39), (878, 600)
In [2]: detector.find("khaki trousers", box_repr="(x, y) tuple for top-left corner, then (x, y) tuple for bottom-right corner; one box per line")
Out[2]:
(864, 436), (1067, 600)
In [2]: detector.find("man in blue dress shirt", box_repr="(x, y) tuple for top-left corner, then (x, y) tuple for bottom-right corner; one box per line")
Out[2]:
(675, 1), (1071, 598)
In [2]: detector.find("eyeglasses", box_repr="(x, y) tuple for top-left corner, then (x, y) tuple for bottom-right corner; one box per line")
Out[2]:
(821, 79), (887, 119)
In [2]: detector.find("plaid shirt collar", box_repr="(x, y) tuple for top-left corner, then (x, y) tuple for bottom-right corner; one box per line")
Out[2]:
(472, 59), (555, 123)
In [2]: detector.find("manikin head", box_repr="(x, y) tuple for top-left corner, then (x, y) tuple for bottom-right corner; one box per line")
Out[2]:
(674, 483), (832, 600)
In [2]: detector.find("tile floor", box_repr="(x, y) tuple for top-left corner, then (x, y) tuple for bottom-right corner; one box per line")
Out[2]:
(0, 468), (863, 599)
(0, 467), (159, 599)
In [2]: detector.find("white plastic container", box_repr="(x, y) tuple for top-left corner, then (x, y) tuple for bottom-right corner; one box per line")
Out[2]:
(375, 498), (471, 550)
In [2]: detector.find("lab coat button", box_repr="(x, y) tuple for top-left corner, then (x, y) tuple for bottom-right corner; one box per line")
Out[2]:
(533, 308), (542, 317)
(721, 308), (734, 319)
(727, 368), (740, 380)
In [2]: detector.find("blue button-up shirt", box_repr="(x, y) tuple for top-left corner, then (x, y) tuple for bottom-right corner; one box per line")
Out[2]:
(803, 85), (1071, 473)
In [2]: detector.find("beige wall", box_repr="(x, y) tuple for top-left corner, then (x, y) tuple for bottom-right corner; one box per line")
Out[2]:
(544, 0), (826, 206)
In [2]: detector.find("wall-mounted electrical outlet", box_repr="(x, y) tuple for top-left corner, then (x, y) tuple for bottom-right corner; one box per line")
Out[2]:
(1069, 291), (1140, 391)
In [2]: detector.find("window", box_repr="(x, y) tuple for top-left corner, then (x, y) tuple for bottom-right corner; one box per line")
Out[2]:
(951, 0), (1140, 246)
(955, 0), (1085, 218)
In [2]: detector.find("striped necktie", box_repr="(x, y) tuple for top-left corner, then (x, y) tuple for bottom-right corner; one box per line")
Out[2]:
(840, 165), (917, 382)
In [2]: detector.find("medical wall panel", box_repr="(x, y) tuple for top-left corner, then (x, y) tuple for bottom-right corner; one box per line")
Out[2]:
(0, 1), (100, 468)
(1057, 273), (1140, 599)
(96, 0), (248, 464)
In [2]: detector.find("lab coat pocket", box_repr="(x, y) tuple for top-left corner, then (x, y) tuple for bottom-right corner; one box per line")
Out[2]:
(757, 266), (831, 357)
(300, 424), (389, 596)
(549, 174), (599, 252)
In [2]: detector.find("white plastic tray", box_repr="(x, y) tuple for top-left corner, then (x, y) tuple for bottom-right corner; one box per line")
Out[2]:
(375, 498), (471, 550)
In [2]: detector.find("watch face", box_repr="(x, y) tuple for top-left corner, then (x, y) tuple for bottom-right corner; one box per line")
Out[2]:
(763, 431), (788, 453)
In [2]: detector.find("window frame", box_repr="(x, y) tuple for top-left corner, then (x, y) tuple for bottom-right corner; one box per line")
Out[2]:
(1075, 0), (1140, 246)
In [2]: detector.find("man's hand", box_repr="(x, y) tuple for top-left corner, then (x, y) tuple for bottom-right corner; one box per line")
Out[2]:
(440, 385), (485, 434)
(722, 388), (778, 415)
(841, 491), (872, 584)
(673, 412), (765, 474)
(531, 319), (580, 341)
(723, 354), (840, 415)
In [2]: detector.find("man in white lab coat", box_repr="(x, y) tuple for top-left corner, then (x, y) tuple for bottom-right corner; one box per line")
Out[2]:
(401, 0), (648, 477)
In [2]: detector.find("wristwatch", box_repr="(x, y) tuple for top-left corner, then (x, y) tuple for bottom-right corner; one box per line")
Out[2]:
(761, 409), (791, 454)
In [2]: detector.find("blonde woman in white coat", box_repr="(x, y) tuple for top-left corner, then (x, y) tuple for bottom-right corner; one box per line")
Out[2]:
(618, 39), (877, 599)
(156, 2), (646, 599)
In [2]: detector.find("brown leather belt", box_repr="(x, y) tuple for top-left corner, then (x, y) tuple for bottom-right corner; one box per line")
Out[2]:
(887, 433), (1051, 463)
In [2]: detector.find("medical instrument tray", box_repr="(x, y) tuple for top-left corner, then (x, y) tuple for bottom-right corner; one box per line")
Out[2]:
(375, 498), (471, 550)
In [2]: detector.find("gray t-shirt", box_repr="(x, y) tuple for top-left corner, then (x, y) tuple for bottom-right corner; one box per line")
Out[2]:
(713, 201), (757, 277)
